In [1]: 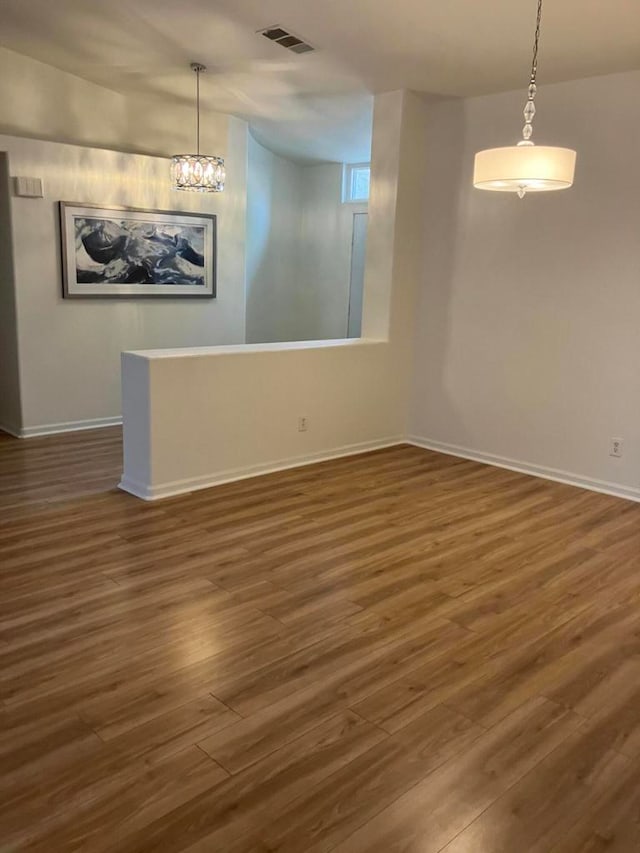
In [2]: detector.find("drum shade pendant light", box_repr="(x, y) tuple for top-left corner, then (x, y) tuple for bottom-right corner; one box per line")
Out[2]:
(473, 0), (576, 198)
(171, 63), (225, 192)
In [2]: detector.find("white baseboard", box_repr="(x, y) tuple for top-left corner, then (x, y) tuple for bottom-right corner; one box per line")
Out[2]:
(119, 436), (405, 501)
(408, 435), (640, 504)
(0, 421), (21, 438)
(16, 416), (122, 439)
(118, 476), (156, 501)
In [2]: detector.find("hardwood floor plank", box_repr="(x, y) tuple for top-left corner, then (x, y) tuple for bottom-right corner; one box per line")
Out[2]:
(439, 705), (633, 853)
(105, 695), (241, 761)
(330, 697), (582, 853)
(444, 602), (640, 727)
(546, 758), (640, 852)
(0, 707), (101, 782)
(197, 618), (469, 774)
(210, 615), (467, 717)
(11, 746), (228, 852)
(257, 703), (485, 853)
(351, 652), (490, 734)
(104, 710), (387, 853)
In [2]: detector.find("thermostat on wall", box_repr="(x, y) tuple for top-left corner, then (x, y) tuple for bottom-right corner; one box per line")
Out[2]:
(13, 176), (44, 198)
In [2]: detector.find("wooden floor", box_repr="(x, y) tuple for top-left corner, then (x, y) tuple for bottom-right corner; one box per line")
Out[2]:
(1, 428), (640, 852)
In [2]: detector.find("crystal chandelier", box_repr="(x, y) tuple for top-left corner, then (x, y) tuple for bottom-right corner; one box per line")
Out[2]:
(473, 0), (576, 198)
(171, 63), (225, 193)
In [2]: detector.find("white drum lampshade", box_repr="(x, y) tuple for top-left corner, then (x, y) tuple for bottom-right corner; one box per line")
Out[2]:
(474, 145), (576, 197)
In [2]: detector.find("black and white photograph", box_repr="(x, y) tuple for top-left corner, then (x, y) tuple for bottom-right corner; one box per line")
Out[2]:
(59, 203), (216, 298)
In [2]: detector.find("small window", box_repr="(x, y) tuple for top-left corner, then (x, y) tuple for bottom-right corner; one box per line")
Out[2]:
(343, 163), (370, 203)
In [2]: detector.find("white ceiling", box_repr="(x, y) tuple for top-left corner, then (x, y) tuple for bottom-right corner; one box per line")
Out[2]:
(0, 0), (638, 162)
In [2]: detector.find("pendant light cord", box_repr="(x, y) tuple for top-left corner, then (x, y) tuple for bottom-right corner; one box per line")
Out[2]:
(195, 65), (200, 156)
(190, 62), (206, 156)
(529, 0), (543, 88)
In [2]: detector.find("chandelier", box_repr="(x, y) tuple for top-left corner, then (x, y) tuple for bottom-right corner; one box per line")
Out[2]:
(473, 0), (576, 198)
(171, 63), (226, 193)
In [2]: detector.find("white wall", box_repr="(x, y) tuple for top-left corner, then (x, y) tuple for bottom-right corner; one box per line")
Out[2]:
(0, 47), (228, 158)
(245, 134), (305, 343)
(298, 164), (367, 340)
(121, 91), (428, 498)
(246, 135), (368, 344)
(2, 120), (248, 434)
(409, 71), (640, 499)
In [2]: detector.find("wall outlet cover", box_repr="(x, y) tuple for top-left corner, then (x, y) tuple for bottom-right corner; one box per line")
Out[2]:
(14, 176), (44, 198)
(610, 438), (623, 458)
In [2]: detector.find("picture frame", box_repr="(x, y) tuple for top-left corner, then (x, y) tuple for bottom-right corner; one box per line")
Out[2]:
(59, 202), (216, 299)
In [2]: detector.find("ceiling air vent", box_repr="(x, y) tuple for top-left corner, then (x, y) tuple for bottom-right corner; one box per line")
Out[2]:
(258, 26), (315, 54)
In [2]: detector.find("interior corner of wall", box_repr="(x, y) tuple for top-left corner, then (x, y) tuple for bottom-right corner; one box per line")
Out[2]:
(0, 149), (24, 432)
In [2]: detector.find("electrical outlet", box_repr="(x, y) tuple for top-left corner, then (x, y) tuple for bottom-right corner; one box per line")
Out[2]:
(297, 416), (308, 433)
(610, 438), (623, 458)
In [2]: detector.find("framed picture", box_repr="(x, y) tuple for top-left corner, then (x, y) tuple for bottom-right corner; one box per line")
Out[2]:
(59, 202), (216, 298)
